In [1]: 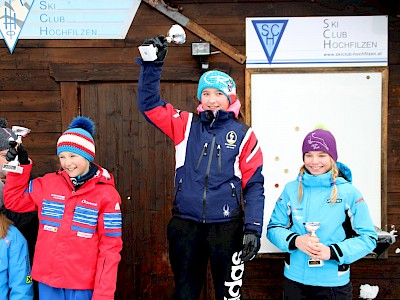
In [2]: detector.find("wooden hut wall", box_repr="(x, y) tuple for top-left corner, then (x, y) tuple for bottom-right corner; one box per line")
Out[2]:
(0, 1), (399, 299)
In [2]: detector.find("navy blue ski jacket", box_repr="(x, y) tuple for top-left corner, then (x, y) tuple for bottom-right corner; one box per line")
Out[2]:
(137, 60), (265, 235)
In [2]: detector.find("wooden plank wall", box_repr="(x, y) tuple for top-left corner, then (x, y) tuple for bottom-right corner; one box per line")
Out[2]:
(0, 1), (399, 299)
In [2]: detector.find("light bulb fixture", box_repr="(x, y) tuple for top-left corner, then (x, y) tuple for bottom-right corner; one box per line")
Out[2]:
(191, 41), (211, 70)
(191, 41), (211, 56)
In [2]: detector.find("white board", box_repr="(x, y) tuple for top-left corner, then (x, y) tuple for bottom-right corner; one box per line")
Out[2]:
(249, 71), (384, 253)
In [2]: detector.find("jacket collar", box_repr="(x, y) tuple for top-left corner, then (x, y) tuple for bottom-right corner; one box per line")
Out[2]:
(198, 109), (234, 126)
(299, 167), (350, 188)
(196, 98), (241, 119)
(58, 164), (115, 190)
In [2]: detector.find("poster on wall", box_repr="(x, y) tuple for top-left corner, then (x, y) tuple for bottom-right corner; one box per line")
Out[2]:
(246, 15), (388, 68)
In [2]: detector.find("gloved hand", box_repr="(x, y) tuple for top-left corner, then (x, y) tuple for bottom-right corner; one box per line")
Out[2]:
(241, 230), (261, 262)
(6, 141), (30, 165)
(141, 35), (168, 61)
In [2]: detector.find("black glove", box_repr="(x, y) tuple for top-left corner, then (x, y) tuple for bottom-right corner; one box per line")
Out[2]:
(142, 35), (168, 61)
(241, 230), (261, 262)
(6, 141), (30, 165)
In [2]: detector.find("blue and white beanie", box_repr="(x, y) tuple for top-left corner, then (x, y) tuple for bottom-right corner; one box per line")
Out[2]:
(197, 70), (237, 103)
(57, 116), (95, 162)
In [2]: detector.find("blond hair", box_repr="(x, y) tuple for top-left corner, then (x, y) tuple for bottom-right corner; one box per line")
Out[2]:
(298, 157), (338, 204)
(0, 213), (13, 239)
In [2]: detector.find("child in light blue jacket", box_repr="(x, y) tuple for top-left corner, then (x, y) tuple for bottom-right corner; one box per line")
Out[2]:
(0, 203), (33, 300)
(267, 128), (377, 299)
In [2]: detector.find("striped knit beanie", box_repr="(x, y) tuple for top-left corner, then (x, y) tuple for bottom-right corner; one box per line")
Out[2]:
(57, 116), (95, 162)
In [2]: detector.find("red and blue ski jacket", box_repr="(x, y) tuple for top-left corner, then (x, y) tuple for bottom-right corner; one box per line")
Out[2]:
(137, 60), (265, 235)
(4, 163), (122, 300)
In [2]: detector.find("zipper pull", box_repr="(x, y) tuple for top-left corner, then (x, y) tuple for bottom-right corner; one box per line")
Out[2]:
(178, 178), (183, 191)
(196, 143), (208, 169)
(230, 182), (236, 197)
(217, 144), (221, 157)
(203, 143), (208, 156)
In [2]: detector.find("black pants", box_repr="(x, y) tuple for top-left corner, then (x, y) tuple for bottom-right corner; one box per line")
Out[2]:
(283, 277), (353, 300)
(167, 217), (244, 300)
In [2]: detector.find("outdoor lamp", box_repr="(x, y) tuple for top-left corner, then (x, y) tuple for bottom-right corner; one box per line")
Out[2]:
(191, 41), (211, 70)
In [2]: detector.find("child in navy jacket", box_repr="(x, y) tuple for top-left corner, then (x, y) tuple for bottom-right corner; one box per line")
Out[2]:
(137, 35), (265, 300)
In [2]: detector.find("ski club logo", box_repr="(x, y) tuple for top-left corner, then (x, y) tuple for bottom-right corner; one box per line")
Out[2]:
(225, 130), (237, 150)
(226, 131), (237, 145)
(251, 19), (288, 64)
(0, 0), (34, 53)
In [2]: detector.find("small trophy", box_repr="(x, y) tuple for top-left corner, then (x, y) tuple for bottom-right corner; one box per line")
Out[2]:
(138, 24), (186, 61)
(2, 126), (31, 174)
(165, 24), (186, 44)
(304, 222), (324, 267)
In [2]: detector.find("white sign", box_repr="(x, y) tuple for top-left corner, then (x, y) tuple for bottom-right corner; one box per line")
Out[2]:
(0, 0), (141, 53)
(250, 71), (383, 252)
(246, 16), (388, 68)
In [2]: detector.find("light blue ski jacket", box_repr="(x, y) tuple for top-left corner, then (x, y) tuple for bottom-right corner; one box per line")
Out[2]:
(0, 224), (33, 300)
(267, 162), (377, 287)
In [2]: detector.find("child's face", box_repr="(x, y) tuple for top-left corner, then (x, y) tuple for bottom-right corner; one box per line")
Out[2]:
(200, 88), (230, 112)
(59, 151), (90, 178)
(304, 151), (332, 175)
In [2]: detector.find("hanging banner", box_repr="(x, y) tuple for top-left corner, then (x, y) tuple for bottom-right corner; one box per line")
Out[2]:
(246, 15), (388, 68)
(0, 0), (141, 53)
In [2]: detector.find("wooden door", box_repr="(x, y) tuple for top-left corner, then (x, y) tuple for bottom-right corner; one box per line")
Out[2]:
(79, 82), (199, 300)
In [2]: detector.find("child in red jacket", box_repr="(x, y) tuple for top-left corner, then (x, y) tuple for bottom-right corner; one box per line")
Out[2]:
(3, 116), (122, 300)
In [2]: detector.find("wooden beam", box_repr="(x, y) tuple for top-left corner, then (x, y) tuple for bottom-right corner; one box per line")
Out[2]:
(142, 0), (246, 64)
(49, 63), (203, 82)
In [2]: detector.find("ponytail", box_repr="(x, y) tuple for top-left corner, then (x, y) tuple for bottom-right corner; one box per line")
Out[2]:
(330, 159), (339, 205)
(297, 166), (306, 203)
